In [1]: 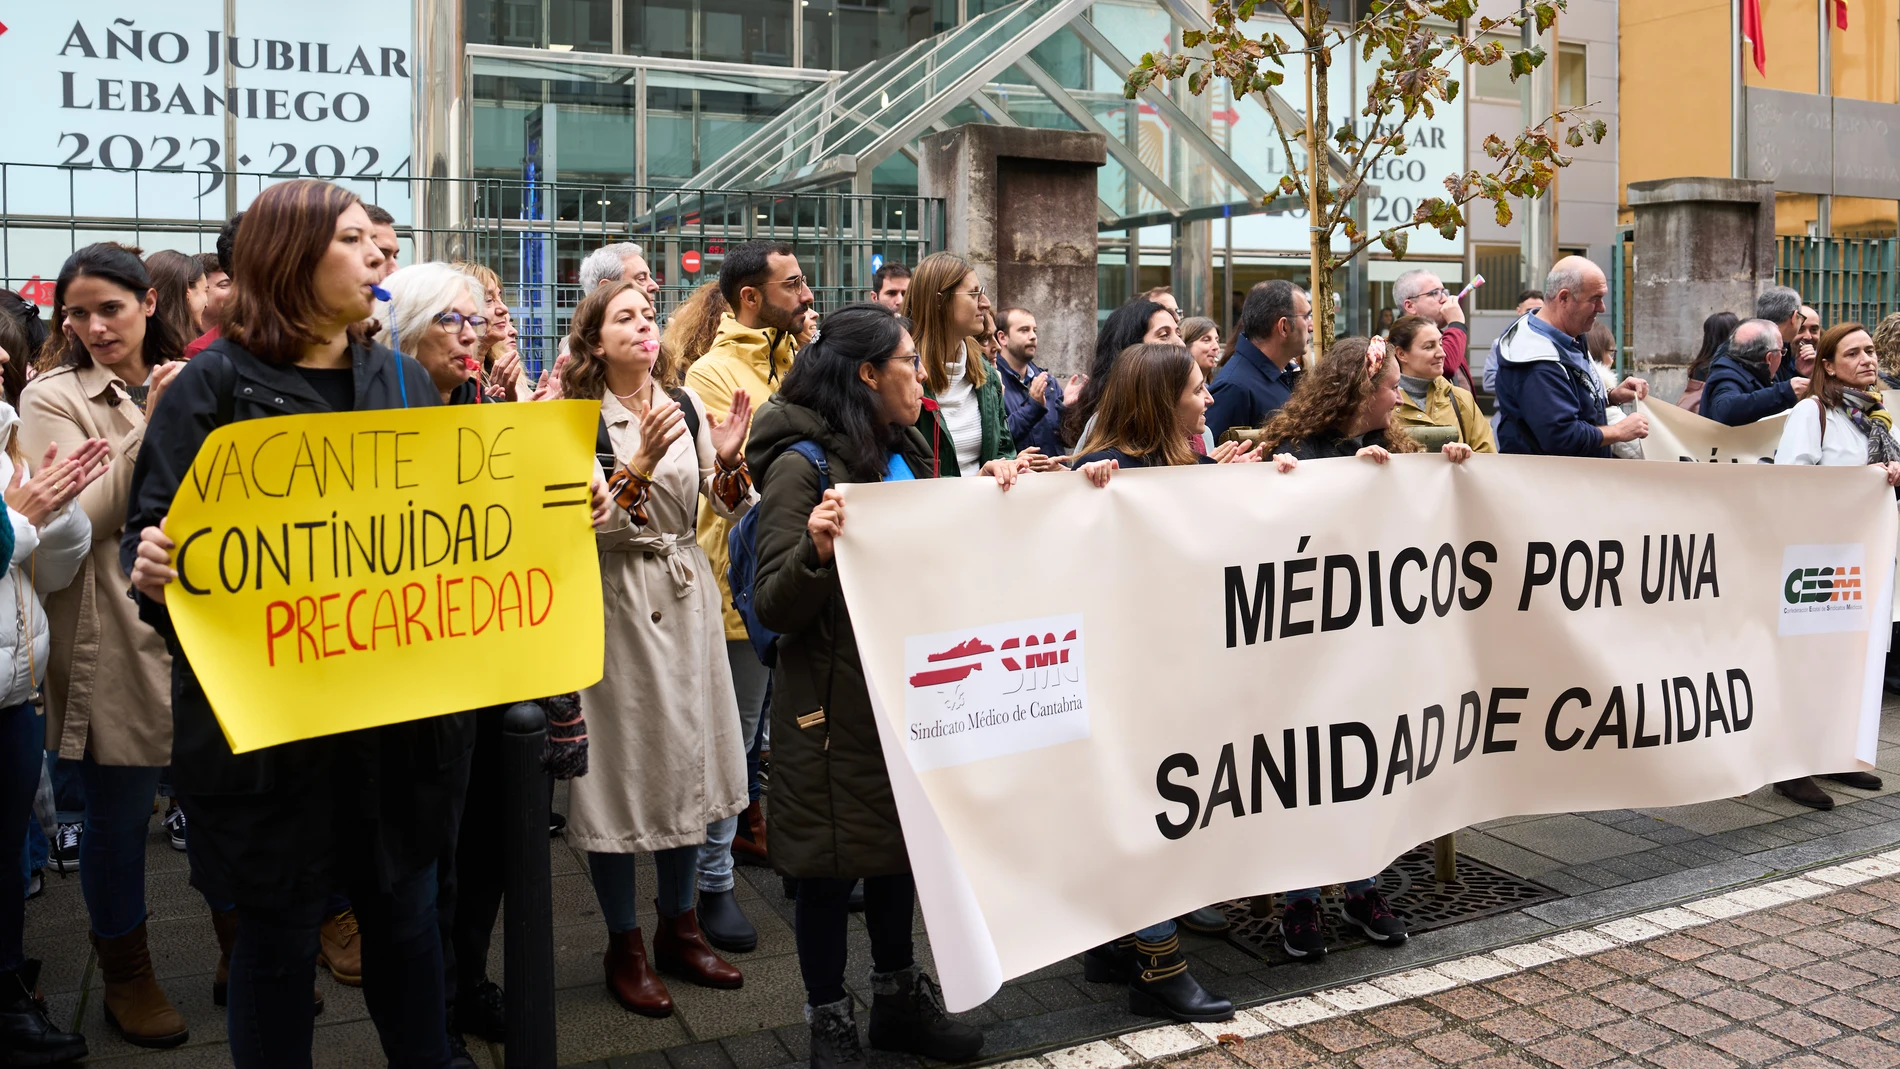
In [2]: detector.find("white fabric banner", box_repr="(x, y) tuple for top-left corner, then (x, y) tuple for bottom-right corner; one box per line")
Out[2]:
(1638, 398), (1787, 463)
(832, 455), (1896, 1011)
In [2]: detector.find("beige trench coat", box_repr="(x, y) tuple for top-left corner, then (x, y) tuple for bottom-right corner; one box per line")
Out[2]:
(569, 386), (755, 854)
(19, 362), (173, 766)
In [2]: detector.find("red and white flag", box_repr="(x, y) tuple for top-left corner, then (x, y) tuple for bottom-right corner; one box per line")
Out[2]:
(1742, 0), (1766, 75)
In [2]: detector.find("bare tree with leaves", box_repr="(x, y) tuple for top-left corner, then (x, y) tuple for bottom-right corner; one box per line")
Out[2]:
(1127, 0), (1607, 353)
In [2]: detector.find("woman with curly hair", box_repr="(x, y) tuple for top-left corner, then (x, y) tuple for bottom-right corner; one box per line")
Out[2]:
(1257, 335), (1470, 961)
(1870, 312), (1900, 390)
(1262, 337), (1476, 464)
(662, 281), (731, 377)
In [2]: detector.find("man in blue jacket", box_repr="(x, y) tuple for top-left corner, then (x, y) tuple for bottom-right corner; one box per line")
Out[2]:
(1207, 280), (1310, 439)
(1702, 317), (1808, 426)
(993, 307), (1071, 457)
(1494, 256), (1650, 457)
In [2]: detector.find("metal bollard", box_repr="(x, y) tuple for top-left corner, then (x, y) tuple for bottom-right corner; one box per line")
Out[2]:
(502, 701), (557, 1068)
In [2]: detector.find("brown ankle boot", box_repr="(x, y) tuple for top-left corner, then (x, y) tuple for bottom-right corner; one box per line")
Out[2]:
(604, 929), (673, 1017)
(733, 800), (769, 863)
(653, 906), (743, 989)
(211, 909), (241, 1007)
(91, 921), (188, 1048)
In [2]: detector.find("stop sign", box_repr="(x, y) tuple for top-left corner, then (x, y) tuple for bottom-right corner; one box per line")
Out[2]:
(682, 250), (702, 273)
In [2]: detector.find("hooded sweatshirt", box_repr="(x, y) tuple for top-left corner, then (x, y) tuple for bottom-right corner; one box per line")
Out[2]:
(687, 313), (800, 642)
(1492, 312), (1613, 458)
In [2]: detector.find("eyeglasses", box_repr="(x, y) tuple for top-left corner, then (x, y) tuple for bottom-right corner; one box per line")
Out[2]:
(879, 354), (922, 373)
(940, 286), (986, 300)
(433, 312), (488, 333)
(770, 275), (810, 291)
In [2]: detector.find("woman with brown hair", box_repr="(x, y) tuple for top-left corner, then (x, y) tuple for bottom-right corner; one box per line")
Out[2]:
(1262, 337), (1476, 465)
(903, 253), (1034, 476)
(1258, 336), (1472, 961)
(1068, 343), (1272, 1025)
(562, 280), (759, 1018)
(22, 242), (191, 1049)
(1071, 344), (1273, 471)
(662, 280), (731, 376)
(1769, 321), (1898, 809)
(1385, 314), (1496, 452)
(122, 179), (611, 1067)
(142, 250), (208, 349)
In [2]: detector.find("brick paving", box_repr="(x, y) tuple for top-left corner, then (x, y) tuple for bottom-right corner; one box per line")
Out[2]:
(1012, 877), (1900, 1069)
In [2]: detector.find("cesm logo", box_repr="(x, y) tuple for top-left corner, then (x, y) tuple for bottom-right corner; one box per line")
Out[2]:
(901, 613), (1089, 772)
(1778, 544), (1868, 636)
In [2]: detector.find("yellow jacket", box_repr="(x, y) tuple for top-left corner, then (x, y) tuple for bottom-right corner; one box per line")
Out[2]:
(1391, 375), (1497, 453)
(687, 314), (800, 641)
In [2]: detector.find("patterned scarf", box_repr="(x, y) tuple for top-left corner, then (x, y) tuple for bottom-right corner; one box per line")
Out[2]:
(1841, 388), (1900, 465)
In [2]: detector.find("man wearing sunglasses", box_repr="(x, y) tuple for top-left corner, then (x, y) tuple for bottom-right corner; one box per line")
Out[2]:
(1393, 269), (1472, 392)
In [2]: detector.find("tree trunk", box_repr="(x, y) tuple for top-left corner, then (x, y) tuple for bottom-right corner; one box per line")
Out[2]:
(1307, 3), (1334, 357)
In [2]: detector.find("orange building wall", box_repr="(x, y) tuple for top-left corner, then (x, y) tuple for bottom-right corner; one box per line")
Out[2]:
(1618, 1), (1731, 209)
(1623, 0), (1899, 237)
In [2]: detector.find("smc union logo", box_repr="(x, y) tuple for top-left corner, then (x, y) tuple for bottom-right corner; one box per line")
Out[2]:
(1778, 544), (1868, 636)
(901, 613), (1090, 772)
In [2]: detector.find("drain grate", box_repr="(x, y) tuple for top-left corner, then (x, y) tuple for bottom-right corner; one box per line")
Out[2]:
(1217, 841), (1559, 964)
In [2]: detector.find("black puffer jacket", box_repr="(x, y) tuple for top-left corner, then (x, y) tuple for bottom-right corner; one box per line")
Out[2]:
(746, 395), (932, 879)
(122, 337), (476, 908)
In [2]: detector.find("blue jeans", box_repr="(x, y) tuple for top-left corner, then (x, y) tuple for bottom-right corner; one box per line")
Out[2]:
(698, 641), (771, 894)
(76, 756), (164, 939)
(1286, 879), (1377, 903)
(589, 847), (696, 931)
(0, 704), (42, 971)
(1133, 919), (1177, 941)
(227, 863), (449, 1069)
(50, 755), (81, 826)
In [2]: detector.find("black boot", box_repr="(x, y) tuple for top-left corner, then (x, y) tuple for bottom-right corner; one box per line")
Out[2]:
(1127, 934), (1233, 1023)
(868, 965), (983, 1062)
(0, 960), (87, 1065)
(698, 889), (758, 954)
(454, 979), (506, 1043)
(1081, 937), (1137, 984)
(1776, 777), (1835, 810)
(1824, 771), (1884, 791)
(808, 996), (865, 1069)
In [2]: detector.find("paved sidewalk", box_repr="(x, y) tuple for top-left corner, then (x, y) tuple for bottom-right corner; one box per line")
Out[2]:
(28, 697), (1900, 1068)
(1010, 855), (1900, 1069)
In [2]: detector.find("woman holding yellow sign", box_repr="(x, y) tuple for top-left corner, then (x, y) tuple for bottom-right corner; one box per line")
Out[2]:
(562, 278), (758, 1018)
(122, 179), (610, 1069)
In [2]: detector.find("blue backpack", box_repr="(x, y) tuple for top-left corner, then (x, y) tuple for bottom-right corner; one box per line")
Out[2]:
(728, 440), (830, 667)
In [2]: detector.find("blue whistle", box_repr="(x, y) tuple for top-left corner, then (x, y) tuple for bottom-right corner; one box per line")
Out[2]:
(370, 284), (392, 302)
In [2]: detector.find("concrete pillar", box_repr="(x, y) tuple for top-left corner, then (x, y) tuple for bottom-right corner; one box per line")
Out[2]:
(918, 124), (1107, 377)
(413, 0), (469, 261)
(1627, 177), (1777, 401)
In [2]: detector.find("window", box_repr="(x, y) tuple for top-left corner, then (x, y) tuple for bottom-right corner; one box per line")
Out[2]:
(1471, 34), (1585, 107)
(551, 0), (616, 52)
(1557, 42), (1587, 109)
(804, 0), (944, 70)
(625, 0), (795, 65)
(468, 0), (545, 47)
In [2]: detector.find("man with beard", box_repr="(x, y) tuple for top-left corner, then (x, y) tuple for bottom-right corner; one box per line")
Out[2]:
(993, 307), (1074, 456)
(682, 241), (813, 955)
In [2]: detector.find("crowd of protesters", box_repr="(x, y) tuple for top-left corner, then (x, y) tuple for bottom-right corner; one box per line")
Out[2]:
(0, 177), (1894, 1069)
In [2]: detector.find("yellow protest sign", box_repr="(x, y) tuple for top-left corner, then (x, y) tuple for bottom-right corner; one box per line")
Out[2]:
(162, 400), (605, 753)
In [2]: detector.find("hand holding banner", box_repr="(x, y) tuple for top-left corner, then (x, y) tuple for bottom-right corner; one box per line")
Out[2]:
(1637, 397), (1786, 463)
(161, 400), (606, 753)
(833, 456), (1895, 1011)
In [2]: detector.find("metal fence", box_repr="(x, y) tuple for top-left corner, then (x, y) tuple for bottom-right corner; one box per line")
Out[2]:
(1776, 236), (1900, 330)
(1605, 232), (1898, 378)
(0, 162), (945, 376)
